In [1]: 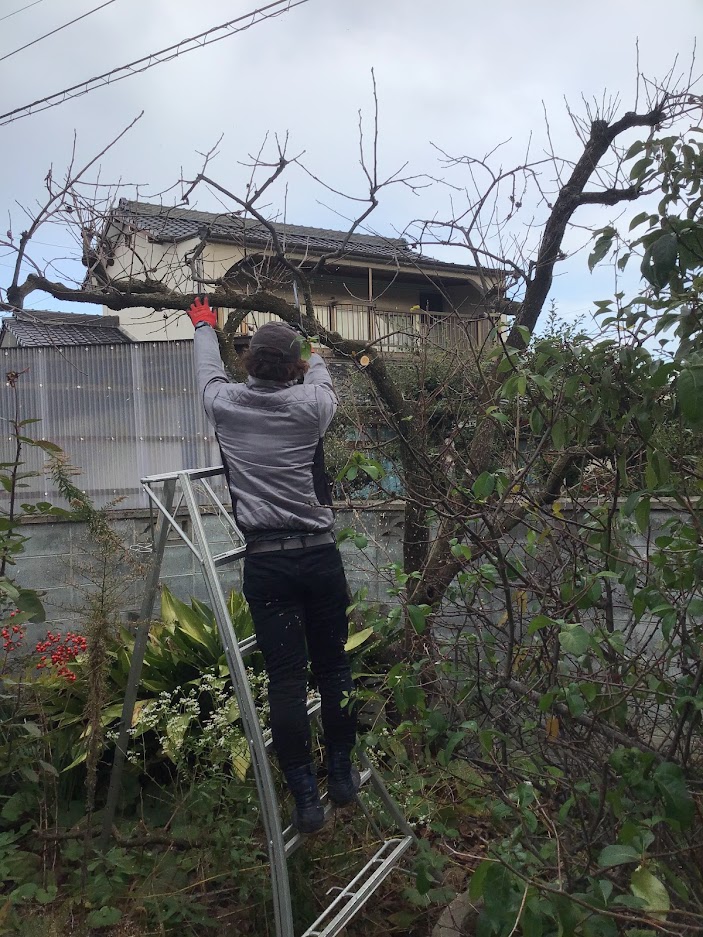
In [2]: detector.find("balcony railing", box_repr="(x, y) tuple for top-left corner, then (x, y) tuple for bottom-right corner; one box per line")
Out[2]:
(240, 304), (489, 353)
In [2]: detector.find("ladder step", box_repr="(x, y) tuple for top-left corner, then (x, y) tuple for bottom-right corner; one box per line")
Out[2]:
(238, 634), (259, 657)
(301, 836), (414, 937)
(213, 546), (247, 566)
(283, 767), (372, 858)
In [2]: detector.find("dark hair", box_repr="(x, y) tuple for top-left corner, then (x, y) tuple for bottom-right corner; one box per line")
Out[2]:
(241, 348), (309, 383)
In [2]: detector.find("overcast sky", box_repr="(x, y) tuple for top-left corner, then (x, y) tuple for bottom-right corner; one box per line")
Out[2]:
(1, 0), (700, 327)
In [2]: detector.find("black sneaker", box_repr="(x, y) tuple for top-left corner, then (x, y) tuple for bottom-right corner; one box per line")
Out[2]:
(327, 751), (361, 806)
(284, 764), (325, 834)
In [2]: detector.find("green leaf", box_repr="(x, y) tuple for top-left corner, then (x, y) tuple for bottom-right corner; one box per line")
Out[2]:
(625, 140), (646, 160)
(361, 463), (381, 480)
(468, 859), (492, 900)
(226, 590), (254, 641)
(629, 156), (653, 181)
(22, 722), (43, 738)
(160, 586), (220, 657)
(481, 863), (517, 927)
(597, 844), (641, 867)
(630, 868), (669, 916)
(528, 614), (553, 635)
(650, 233), (678, 283)
(0, 579), (20, 601)
(629, 211), (650, 231)
(531, 374), (553, 398)
(11, 882), (57, 905)
(529, 408), (544, 435)
(653, 762), (694, 828)
(16, 589), (45, 623)
(677, 367), (703, 426)
(634, 497), (651, 535)
(472, 472), (496, 500)
(86, 906), (122, 927)
(63, 749), (88, 772)
(31, 439), (63, 454)
(1, 791), (36, 821)
(551, 420), (567, 449)
(164, 713), (194, 759)
(35, 885), (58, 905)
(345, 627), (374, 651)
(559, 623), (590, 657)
(407, 604), (430, 634)
(230, 735), (251, 781)
(641, 233), (678, 289)
(589, 227), (616, 271)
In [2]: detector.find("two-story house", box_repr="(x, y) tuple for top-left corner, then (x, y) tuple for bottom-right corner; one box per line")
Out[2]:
(96, 199), (506, 350)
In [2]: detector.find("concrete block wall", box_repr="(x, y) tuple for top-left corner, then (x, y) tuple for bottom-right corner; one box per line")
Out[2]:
(14, 504), (406, 646)
(12, 502), (680, 655)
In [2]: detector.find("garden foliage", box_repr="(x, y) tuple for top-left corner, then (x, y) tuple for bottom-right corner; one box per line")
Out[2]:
(2, 109), (703, 936)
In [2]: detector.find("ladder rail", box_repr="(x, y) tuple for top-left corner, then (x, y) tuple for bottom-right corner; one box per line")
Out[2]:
(178, 472), (295, 937)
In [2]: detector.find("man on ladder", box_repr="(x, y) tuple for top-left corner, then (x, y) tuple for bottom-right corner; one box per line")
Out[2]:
(187, 296), (359, 833)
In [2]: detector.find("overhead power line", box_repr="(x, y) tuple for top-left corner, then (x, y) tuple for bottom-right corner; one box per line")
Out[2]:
(0, 0), (118, 64)
(0, 0), (312, 127)
(0, 0), (48, 24)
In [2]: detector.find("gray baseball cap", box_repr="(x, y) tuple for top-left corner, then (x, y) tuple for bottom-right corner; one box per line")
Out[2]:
(249, 321), (302, 361)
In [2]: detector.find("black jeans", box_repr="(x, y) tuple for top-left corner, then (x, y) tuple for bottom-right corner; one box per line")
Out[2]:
(242, 544), (356, 773)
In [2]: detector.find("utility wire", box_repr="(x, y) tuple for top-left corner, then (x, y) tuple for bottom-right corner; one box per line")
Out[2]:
(0, 0), (311, 126)
(0, 0), (48, 23)
(0, 0), (118, 64)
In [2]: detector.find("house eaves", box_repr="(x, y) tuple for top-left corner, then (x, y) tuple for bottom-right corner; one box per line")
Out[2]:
(111, 199), (503, 280)
(0, 310), (133, 347)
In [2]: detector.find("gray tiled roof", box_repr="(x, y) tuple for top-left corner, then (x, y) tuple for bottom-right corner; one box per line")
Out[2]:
(113, 199), (484, 275)
(0, 310), (132, 347)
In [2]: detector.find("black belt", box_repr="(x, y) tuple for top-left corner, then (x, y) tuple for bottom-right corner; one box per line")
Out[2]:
(246, 532), (336, 555)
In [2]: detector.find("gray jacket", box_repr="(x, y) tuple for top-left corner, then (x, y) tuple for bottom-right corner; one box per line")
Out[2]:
(194, 324), (337, 535)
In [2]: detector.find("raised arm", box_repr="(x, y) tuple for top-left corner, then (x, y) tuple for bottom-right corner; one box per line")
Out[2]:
(188, 297), (228, 423)
(304, 352), (337, 434)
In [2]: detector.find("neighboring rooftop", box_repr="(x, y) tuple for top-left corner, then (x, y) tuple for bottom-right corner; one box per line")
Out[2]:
(0, 310), (132, 348)
(111, 199), (492, 276)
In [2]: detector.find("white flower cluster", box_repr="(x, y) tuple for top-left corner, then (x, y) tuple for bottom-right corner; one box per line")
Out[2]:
(117, 668), (270, 776)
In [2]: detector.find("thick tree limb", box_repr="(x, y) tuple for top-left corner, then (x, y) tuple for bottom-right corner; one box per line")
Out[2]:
(17, 272), (413, 425)
(506, 105), (666, 348)
(579, 186), (643, 205)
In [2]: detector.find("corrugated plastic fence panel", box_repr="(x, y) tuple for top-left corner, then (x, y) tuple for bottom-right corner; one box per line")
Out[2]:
(0, 342), (222, 509)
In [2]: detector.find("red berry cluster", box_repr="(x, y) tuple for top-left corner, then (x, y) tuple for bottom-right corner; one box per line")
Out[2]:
(35, 630), (87, 682)
(2, 612), (24, 653)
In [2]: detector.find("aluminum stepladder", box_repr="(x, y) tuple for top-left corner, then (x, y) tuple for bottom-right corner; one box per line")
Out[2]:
(102, 466), (416, 937)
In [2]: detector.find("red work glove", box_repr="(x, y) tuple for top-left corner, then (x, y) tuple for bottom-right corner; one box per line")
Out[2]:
(187, 295), (217, 329)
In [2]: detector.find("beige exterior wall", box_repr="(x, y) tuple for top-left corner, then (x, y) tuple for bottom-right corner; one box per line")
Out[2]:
(108, 232), (200, 341)
(105, 236), (498, 347)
